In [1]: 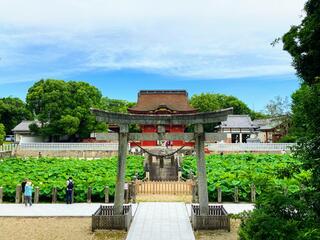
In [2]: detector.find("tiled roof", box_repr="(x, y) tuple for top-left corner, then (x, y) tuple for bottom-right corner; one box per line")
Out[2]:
(12, 120), (41, 132)
(253, 118), (283, 130)
(128, 90), (197, 113)
(218, 115), (257, 128)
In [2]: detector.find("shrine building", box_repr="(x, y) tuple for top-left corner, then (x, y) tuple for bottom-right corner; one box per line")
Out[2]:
(128, 90), (197, 147)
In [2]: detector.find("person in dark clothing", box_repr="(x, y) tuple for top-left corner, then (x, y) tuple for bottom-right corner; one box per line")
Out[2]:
(21, 178), (27, 203)
(66, 177), (74, 204)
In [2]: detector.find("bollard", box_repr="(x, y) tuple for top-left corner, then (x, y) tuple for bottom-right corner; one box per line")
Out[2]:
(131, 182), (136, 203)
(34, 187), (40, 204)
(15, 185), (22, 203)
(104, 186), (109, 203)
(87, 186), (92, 203)
(52, 187), (57, 203)
(234, 187), (239, 203)
(0, 187), (3, 203)
(124, 189), (129, 204)
(192, 182), (198, 203)
(124, 183), (129, 203)
(251, 184), (256, 203)
(217, 187), (222, 203)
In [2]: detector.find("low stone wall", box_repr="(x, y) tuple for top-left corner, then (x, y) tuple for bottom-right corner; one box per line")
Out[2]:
(0, 151), (12, 158)
(15, 149), (117, 158)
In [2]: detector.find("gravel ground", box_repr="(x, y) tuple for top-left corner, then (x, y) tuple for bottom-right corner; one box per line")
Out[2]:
(0, 217), (126, 240)
(0, 217), (241, 240)
(194, 219), (241, 240)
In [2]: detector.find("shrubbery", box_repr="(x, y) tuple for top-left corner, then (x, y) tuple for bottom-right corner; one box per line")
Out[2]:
(239, 190), (320, 240)
(181, 154), (310, 202)
(0, 156), (144, 202)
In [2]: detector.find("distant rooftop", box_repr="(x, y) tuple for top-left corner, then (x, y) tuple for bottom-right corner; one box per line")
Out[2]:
(138, 90), (188, 96)
(218, 115), (257, 129)
(253, 118), (283, 130)
(128, 90), (196, 114)
(12, 120), (41, 132)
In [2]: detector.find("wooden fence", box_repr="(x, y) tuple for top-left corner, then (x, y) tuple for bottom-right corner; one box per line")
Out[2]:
(92, 205), (132, 231)
(191, 205), (230, 231)
(135, 180), (193, 195)
(0, 183), (262, 204)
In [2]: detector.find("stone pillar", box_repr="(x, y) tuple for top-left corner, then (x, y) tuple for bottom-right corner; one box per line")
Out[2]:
(131, 181), (136, 203)
(87, 186), (92, 203)
(15, 185), (21, 203)
(104, 186), (109, 203)
(52, 187), (57, 203)
(34, 187), (40, 204)
(217, 187), (222, 203)
(114, 124), (129, 215)
(195, 124), (209, 215)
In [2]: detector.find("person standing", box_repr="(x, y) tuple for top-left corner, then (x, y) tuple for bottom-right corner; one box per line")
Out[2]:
(66, 177), (74, 204)
(21, 178), (27, 203)
(24, 181), (33, 207)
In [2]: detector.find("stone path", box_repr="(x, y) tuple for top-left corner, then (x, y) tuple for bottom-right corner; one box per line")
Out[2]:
(0, 203), (137, 217)
(126, 202), (195, 240)
(0, 202), (253, 217)
(185, 203), (254, 216)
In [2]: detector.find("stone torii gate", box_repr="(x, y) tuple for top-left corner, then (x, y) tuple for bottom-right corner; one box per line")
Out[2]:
(91, 108), (232, 216)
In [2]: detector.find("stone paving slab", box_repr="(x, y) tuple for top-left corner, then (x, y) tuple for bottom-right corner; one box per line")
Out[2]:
(126, 202), (195, 240)
(185, 203), (254, 216)
(0, 203), (138, 217)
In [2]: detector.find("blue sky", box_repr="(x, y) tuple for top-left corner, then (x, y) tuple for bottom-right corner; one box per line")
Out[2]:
(0, 0), (306, 111)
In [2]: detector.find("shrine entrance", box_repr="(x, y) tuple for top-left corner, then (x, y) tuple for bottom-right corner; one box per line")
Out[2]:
(148, 156), (178, 181)
(91, 107), (232, 216)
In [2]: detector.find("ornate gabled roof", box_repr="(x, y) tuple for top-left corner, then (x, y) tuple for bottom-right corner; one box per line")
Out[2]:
(128, 90), (197, 114)
(217, 115), (257, 129)
(253, 118), (283, 130)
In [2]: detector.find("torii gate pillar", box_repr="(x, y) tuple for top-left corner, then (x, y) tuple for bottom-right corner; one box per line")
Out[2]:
(195, 123), (209, 215)
(114, 124), (129, 215)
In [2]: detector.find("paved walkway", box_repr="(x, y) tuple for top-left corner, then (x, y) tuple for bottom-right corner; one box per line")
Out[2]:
(0, 203), (138, 217)
(185, 203), (254, 216)
(126, 202), (195, 240)
(0, 202), (253, 217)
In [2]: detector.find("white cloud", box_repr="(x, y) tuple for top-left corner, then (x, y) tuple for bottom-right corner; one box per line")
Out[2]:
(0, 0), (306, 83)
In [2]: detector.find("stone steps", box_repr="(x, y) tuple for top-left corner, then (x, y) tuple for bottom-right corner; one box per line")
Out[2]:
(150, 158), (178, 181)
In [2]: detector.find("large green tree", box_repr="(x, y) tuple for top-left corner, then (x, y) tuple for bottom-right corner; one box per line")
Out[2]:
(190, 93), (251, 114)
(0, 97), (32, 134)
(100, 97), (135, 113)
(282, 0), (320, 85)
(0, 123), (5, 145)
(26, 79), (106, 141)
(240, 1), (320, 238)
(282, 0), (320, 194)
(190, 93), (264, 119)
